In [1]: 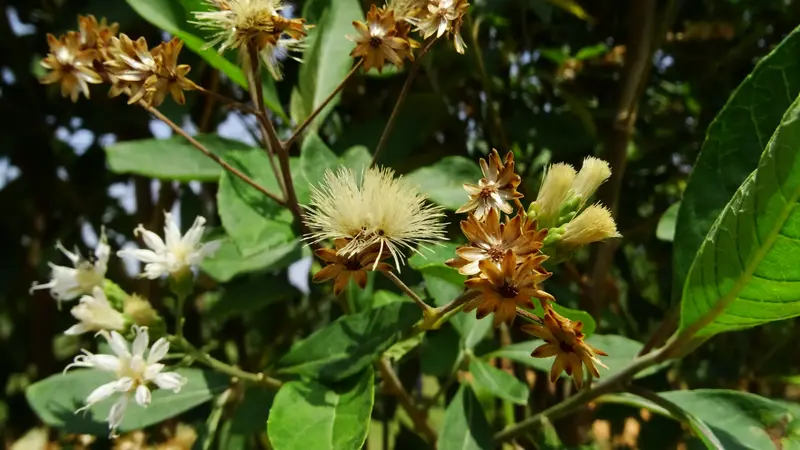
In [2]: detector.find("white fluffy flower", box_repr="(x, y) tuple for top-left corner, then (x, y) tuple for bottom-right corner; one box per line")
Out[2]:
(117, 213), (221, 279)
(30, 237), (110, 304)
(65, 286), (126, 335)
(304, 166), (447, 269)
(65, 326), (186, 437)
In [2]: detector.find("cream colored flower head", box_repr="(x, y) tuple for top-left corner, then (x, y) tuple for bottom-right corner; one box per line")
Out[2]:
(569, 157), (611, 207)
(30, 234), (110, 305)
(529, 162), (576, 227)
(65, 286), (126, 335)
(304, 166), (447, 269)
(193, 0), (308, 80)
(561, 204), (621, 246)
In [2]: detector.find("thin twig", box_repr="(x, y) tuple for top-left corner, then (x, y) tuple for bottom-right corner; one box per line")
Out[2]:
(493, 344), (671, 443)
(383, 271), (434, 314)
(377, 358), (438, 443)
(284, 59), (364, 150)
(371, 39), (436, 167)
(245, 46), (287, 197)
(142, 103), (286, 206)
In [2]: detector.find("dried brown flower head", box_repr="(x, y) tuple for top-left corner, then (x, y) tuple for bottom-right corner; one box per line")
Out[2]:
(408, 0), (470, 54)
(522, 309), (608, 389)
(446, 209), (547, 276)
(313, 239), (392, 295)
(457, 149), (523, 219)
(106, 35), (195, 106)
(193, 0), (308, 80)
(349, 5), (420, 73)
(463, 250), (553, 327)
(40, 32), (103, 102)
(78, 14), (119, 58)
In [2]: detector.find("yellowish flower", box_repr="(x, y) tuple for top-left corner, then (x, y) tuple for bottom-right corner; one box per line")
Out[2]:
(313, 239), (392, 295)
(463, 250), (553, 327)
(40, 32), (103, 102)
(349, 4), (419, 73)
(193, 0), (308, 80)
(561, 204), (620, 246)
(529, 162), (577, 228)
(304, 166), (447, 269)
(521, 309), (608, 389)
(457, 149), (523, 219)
(446, 209), (547, 276)
(569, 156), (611, 207)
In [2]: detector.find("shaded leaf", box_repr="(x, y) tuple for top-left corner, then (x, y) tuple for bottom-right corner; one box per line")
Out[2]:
(105, 135), (252, 181)
(679, 95), (800, 339)
(276, 302), (422, 382)
(673, 26), (800, 299)
(405, 156), (483, 210)
(468, 358), (528, 405)
(268, 368), (374, 450)
(26, 368), (227, 435)
(438, 385), (492, 450)
(205, 275), (299, 322)
(202, 237), (302, 283)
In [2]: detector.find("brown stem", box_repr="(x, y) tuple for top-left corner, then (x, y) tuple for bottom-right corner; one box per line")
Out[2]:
(465, 15), (510, 151)
(370, 39), (436, 167)
(515, 307), (544, 325)
(585, 0), (658, 317)
(142, 103), (286, 206)
(377, 358), (438, 443)
(244, 45), (287, 198)
(284, 59), (364, 150)
(383, 271), (434, 314)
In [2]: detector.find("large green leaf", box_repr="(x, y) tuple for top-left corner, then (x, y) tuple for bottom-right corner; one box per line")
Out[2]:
(26, 368), (228, 435)
(124, 0), (284, 116)
(201, 237), (302, 283)
(483, 335), (665, 380)
(268, 369), (374, 450)
(300, 133), (372, 185)
(105, 135), (252, 181)
(205, 275), (299, 321)
(276, 302), (422, 382)
(297, 0), (364, 129)
(405, 156), (483, 210)
(468, 358), (529, 405)
(438, 385), (492, 450)
(216, 150), (299, 257)
(679, 95), (800, 339)
(602, 390), (800, 449)
(673, 26), (800, 298)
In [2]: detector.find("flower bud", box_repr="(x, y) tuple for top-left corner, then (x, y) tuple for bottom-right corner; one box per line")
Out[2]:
(123, 294), (158, 327)
(569, 157), (611, 207)
(561, 204), (621, 246)
(529, 163), (577, 228)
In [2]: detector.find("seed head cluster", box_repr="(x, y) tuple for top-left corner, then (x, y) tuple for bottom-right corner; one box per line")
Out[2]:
(349, 4), (420, 73)
(40, 15), (195, 106)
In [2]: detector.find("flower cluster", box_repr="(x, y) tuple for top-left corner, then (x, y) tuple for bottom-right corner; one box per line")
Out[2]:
(193, 0), (309, 80)
(528, 157), (620, 261)
(30, 213), (220, 435)
(449, 150), (616, 387)
(40, 15), (195, 106)
(304, 165), (447, 289)
(349, 4), (420, 73)
(391, 0), (470, 54)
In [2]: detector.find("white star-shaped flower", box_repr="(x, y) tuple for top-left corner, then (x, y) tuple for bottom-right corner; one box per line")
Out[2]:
(30, 236), (110, 304)
(65, 326), (186, 437)
(117, 213), (221, 279)
(65, 286), (126, 335)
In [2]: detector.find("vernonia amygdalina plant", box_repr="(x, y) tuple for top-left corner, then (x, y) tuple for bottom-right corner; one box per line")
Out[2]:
(22, 0), (800, 448)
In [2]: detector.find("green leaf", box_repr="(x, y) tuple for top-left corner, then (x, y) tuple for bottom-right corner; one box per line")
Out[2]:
(300, 133), (338, 184)
(205, 275), (299, 322)
(574, 43), (609, 60)
(468, 358), (528, 405)
(216, 150), (296, 256)
(405, 156), (483, 210)
(104, 135), (253, 181)
(438, 385), (492, 450)
(202, 237), (302, 283)
(26, 368), (227, 435)
(297, 0), (364, 129)
(276, 302), (422, 382)
(602, 390), (800, 450)
(124, 0), (284, 117)
(679, 95), (800, 339)
(268, 368), (374, 450)
(218, 388), (274, 450)
(656, 202), (680, 242)
(483, 334), (665, 380)
(673, 26), (800, 300)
